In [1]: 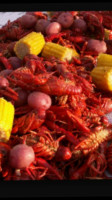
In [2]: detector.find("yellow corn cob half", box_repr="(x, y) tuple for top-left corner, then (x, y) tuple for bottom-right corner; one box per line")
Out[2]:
(70, 48), (79, 59)
(104, 29), (110, 40)
(14, 32), (45, 59)
(91, 66), (112, 92)
(97, 53), (112, 68)
(104, 28), (112, 40)
(0, 98), (15, 142)
(42, 42), (79, 62)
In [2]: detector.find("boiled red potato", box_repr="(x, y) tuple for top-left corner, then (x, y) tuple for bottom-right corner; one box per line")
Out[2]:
(0, 69), (13, 77)
(45, 22), (62, 35)
(57, 12), (74, 28)
(19, 14), (37, 29)
(72, 18), (87, 32)
(86, 39), (107, 54)
(14, 88), (28, 107)
(9, 144), (35, 169)
(28, 91), (52, 111)
(8, 57), (22, 70)
(0, 76), (9, 87)
(7, 42), (16, 56)
(35, 19), (50, 34)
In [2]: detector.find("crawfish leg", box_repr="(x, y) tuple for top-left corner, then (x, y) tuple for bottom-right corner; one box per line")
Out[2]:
(0, 56), (12, 69)
(66, 110), (90, 133)
(45, 120), (78, 145)
(36, 157), (63, 180)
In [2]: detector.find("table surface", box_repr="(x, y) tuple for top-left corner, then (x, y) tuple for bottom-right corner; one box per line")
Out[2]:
(0, 12), (26, 27)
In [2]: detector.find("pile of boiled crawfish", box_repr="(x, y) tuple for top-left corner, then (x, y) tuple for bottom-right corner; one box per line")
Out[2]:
(1, 11), (112, 180)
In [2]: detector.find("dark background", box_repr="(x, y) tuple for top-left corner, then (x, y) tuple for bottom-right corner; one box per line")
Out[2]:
(0, 1), (112, 11)
(0, 0), (112, 197)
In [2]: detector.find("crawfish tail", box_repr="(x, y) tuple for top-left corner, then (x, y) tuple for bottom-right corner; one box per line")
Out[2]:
(37, 76), (82, 96)
(73, 128), (112, 159)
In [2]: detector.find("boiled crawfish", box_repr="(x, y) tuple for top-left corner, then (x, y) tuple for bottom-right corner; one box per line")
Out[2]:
(12, 109), (45, 134)
(37, 76), (82, 96)
(0, 19), (32, 42)
(25, 126), (65, 160)
(8, 57), (53, 91)
(10, 67), (53, 86)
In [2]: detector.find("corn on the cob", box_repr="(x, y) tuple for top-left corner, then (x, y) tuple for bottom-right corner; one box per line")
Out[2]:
(97, 53), (112, 68)
(91, 66), (112, 92)
(70, 48), (79, 59)
(104, 29), (112, 40)
(14, 32), (45, 59)
(42, 42), (79, 62)
(0, 98), (15, 142)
